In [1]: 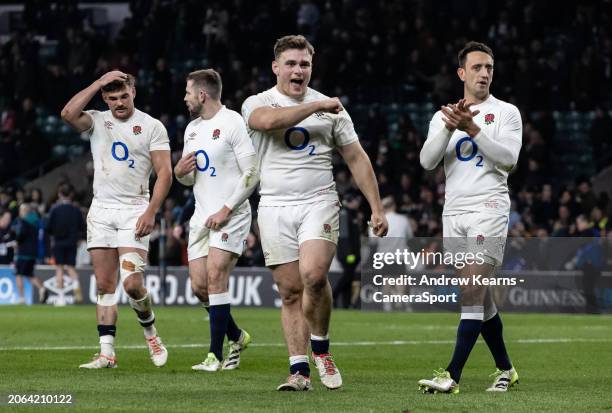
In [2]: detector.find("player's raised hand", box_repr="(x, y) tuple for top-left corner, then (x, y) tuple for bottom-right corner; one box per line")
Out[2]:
(135, 209), (156, 239)
(174, 152), (196, 178)
(440, 104), (460, 131)
(453, 98), (481, 131)
(205, 206), (231, 230)
(318, 98), (344, 114)
(369, 212), (389, 237)
(97, 70), (129, 88)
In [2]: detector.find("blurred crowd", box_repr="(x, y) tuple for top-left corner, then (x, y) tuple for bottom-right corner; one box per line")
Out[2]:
(1, 0), (612, 275)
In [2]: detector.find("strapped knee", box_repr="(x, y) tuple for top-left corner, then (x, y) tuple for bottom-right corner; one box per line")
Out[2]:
(97, 293), (118, 306)
(119, 252), (145, 283)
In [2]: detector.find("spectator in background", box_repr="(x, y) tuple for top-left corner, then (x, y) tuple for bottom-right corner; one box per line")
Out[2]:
(334, 192), (362, 309)
(565, 215), (603, 314)
(236, 232), (265, 267)
(369, 196), (414, 311)
(164, 224), (186, 266)
(591, 206), (608, 237)
(13, 203), (47, 304)
(575, 179), (597, 216)
(0, 210), (15, 265)
(46, 183), (86, 306)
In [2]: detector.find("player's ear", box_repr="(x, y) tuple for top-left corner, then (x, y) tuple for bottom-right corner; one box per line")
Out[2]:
(272, 60), (280, 77)
(131, 86), (136, 99)
(457, 67), (466, 82)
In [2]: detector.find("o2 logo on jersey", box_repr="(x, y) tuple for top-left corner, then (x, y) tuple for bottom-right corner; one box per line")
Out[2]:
(194, 149), (216, 177)
(455, 136), (483, 167)
(284, 127), (316, 156)
(111, 141), (135, 168)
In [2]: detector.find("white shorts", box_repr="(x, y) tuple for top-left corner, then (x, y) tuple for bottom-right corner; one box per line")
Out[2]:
(443, 212), (509, 266)
(87, 204), (150, 251)
(258, 199), (340, 266)
(188, 209), (251, 261)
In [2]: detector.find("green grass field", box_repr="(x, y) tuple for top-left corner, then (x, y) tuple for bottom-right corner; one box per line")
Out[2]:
(1, 306), (611, 412)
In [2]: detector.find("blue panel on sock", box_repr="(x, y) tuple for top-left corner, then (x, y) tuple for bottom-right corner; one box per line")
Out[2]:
(446, 319), (482, 383)
(481, 313), (512, 371)
(97, 324), (116, 337)
(226, 314), (242, 342)
(311, 339), (330, 355)
(290, 362), (310, 377)
(209, 304), (231, 361)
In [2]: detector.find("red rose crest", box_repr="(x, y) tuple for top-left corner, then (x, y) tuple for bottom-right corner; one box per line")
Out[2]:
(221, 233), (229, 242)
(323, 224), (331, 234)
(212, 129), (221, 140)
(133, 125), (142, 135)
(484, 113), (495, 125)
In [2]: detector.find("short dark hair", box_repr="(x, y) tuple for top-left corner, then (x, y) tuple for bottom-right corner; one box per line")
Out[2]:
(458, 41), (494, 68)
(101, 72), (136, 93)
(274, 35), (315, 60)
(58, 183), (72, 198)
(186, 69), (222, 100)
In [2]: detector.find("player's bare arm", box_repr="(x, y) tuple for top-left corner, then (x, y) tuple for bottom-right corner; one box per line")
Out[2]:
(61, 71), (129, 132)
(337, 141), (388, 237)
(248, 98), (343, 131)
(135, 150), (172, 238)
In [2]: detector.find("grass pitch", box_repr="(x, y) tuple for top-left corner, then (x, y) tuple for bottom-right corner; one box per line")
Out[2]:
(1, 306), (611, 412)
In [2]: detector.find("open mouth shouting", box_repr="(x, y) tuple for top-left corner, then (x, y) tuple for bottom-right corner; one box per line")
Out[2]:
(290, 78), (304, 89)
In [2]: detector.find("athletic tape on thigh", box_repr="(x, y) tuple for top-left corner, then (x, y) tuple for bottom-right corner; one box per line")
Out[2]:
(97, 293), (118, 306)
(461, 305), (484, 320)
(119, 252), (145, 282)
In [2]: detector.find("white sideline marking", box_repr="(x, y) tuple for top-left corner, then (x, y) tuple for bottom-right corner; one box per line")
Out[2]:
(0, 337), (610, 351)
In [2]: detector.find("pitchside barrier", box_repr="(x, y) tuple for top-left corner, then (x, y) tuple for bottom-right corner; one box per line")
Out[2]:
(0, 264), (610, 313)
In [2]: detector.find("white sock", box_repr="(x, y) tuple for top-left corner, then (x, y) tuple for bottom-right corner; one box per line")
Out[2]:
(138, 311), (157, 339)
(100, 335), (115, 356)
(144, 324), (157, 339)
(289, 355), (309, 365)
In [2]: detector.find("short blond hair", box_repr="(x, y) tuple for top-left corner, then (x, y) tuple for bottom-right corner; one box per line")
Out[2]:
(274, 35), (315, 59)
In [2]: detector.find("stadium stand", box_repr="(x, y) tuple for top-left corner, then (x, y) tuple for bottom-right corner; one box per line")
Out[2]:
(0, 0), (611, 268)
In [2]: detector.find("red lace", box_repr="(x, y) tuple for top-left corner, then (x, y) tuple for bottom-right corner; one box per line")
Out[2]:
(147, 336), (162, 354)
(319, 354), (337, 375)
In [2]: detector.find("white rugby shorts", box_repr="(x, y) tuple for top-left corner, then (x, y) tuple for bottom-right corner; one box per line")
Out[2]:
(188, 209), (251, 260)
(87, 204), (150, 251)
(443, 212), (509, 267)
(258, 199), (340, 266)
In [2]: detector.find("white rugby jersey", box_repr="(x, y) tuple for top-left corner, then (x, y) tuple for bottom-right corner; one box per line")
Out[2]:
(421, 95), (522, 216)
(241, 86), (359, 206)
(182, 106), (255, 222)
(86, 109), (170, 208)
